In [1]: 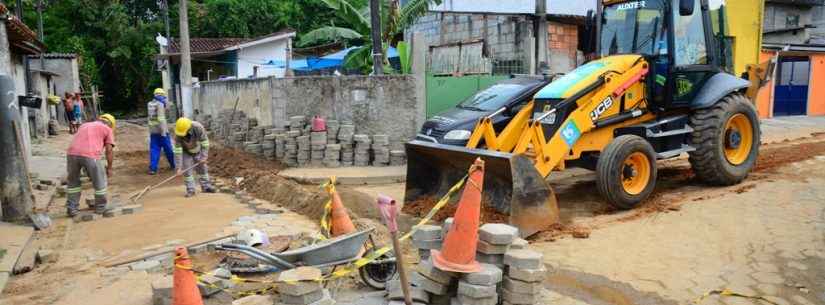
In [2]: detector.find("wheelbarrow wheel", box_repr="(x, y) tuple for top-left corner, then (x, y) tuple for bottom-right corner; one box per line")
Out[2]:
(359, 251), (398, 290)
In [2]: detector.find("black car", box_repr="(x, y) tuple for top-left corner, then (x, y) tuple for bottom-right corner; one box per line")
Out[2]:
(416, 76), (551, 145)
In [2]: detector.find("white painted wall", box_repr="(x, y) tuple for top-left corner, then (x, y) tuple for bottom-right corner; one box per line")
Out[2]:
(430, 0), (596, 16)
(236, 39), (289, 79)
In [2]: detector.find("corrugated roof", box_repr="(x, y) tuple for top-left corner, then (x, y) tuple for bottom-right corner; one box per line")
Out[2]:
(1, 3), (46, 54)
(168, 38), (250, 54)
(167, 29), (296, 54)
(41, 53), (78, 59)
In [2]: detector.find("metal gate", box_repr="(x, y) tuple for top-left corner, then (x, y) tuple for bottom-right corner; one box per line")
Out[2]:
(774, 56), (809, 116)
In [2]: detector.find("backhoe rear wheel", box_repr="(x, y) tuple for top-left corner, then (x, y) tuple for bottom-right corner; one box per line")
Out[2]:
(688, 93), (760, 185)
(596, 135), (658, 210)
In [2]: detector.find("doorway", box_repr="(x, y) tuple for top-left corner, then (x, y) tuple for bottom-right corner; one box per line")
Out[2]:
(774, 56), (809, 116)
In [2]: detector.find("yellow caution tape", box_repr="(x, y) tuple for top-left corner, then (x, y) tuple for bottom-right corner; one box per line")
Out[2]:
(185, 173), (468, 285)
(318, 176), (337, 240)
(693, 288), (780, 305)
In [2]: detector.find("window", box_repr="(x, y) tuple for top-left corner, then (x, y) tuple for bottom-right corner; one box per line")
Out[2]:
(786, 15), (800, 28)
(673, 0), (708, 65)
(599, 0), (667, 57)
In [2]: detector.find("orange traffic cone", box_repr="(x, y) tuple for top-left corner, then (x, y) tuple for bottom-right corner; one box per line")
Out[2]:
(431, 158), (484, 273)
(173, 247), (204, 305)
(329, 187), (357, 237)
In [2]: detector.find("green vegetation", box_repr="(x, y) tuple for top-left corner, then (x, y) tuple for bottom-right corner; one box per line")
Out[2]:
(7, 0), (367, 112)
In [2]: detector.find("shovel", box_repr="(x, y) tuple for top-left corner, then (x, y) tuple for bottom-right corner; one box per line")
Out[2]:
(129, 160), (206, 204)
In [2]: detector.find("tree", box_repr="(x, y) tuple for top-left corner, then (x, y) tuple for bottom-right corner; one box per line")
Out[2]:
(298, 0), (440, 74)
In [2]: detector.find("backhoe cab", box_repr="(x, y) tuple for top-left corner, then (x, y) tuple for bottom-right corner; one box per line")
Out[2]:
(405, 0), (763, 237)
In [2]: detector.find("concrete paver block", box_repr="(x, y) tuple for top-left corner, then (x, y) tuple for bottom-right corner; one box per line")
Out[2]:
(501, 288), (537, 305)
(307, 289), (335, 305)
(36, 249), (56, 263)
(73, 212), (100, 222)
(502, 277), (542, 294)
(453, 295), (498, 305)
(478, 224), (518, 245)
(102, 208), (123, 218)
(475, 253), (504, 267)
(416, 258), (458, 285)
(476, 239), (509, 255)
(506, 266), (546, 283)
(279, 287), (325, 304)
(198, 274), (228, 297)
(457, 281), (497, 298)
(412, 271), (451, 295)
(503, 249), (542, 269)
(413, 225), (442, 241)
(386, 279), (429, 303)
(278, 266), (323, 282)
(130, 260), (162, 273)
(413, 238), (442, 250)
(231, 295), (275, 305)
(388, 301), (427, 305)
(461, 263), (502, 286)
(509, 238), (528, 250)
(278, 279), (322, 296)
(121, 204), (144, 214)
(430, 293), (452, 305)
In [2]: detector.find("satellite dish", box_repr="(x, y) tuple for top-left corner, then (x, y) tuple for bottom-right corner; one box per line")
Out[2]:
(156, 33), (169, 47)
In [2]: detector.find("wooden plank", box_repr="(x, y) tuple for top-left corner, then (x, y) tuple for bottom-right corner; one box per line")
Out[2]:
(0, 222), (34, 273)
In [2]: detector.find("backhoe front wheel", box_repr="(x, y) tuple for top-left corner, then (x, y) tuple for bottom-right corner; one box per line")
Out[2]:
(596, 135), (658, 210)
(688, 93), (760, 185)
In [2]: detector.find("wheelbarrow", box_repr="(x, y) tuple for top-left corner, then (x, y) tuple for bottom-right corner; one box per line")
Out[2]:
(216, 228), (398, 289)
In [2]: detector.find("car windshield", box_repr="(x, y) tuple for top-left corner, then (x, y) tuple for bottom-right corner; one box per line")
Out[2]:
(458, 83), (527, 111)
(600, 0), (667, 57)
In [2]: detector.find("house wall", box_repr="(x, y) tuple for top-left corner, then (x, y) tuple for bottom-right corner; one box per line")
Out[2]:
(548, 21), (579, 74)
(763, 3), (813, 32)
(726, 0), (765, 77)
(409, 13), (536, 74)
(35, 57), (80, 126)
(756, 50), (776, 119)
(808, 54), (825, 116)
(236, 39), (289, 79)
(193, 75), (425, 148)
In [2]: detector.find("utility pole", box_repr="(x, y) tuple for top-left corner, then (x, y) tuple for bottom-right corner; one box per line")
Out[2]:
(179, 0), (194, 118)
(535, 0), (549, 75)
(369, 0), (384, 75)
(162, 0), (171, 40)
(14, 0), (22, 19)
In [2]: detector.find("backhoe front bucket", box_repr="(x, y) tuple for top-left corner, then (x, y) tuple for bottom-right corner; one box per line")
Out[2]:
(404, 140), (559, 237)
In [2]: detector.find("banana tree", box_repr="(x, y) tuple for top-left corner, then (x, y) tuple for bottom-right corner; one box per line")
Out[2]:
(299, 0), (441, 74)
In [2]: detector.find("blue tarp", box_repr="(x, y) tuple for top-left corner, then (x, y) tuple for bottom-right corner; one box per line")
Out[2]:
(266, 46), (399, 71)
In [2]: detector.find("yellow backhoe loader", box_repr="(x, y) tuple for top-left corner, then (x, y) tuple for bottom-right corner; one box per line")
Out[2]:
(405, 0), (772, 237)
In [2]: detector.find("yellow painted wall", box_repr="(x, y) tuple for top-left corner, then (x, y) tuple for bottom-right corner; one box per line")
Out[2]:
(726, 0), (764, 76)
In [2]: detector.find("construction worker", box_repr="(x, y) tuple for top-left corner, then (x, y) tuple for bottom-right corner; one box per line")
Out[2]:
(174, 117), (216, 197)
(147, 88), (176, 175)
(65, 114), (116, 216)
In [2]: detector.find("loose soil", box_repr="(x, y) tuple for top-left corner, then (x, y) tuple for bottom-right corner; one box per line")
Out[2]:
(401, 197), (509, 224)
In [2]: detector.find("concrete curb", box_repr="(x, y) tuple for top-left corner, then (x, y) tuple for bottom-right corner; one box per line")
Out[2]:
(281, 174), (406, 186)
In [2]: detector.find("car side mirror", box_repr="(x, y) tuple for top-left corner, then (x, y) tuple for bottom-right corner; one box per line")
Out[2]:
(679, 0), (695, 16)
(509, 103), (527, 116)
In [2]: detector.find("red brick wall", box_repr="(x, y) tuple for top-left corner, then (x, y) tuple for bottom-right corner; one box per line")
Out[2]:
(548, 22), (579, 64)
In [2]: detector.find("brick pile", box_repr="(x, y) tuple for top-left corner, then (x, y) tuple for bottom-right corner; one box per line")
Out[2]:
(277, 267), (334, 305)
(401, 222), (540, 305)
(353, 134), (372, 166)
(371, 134), (390, 166)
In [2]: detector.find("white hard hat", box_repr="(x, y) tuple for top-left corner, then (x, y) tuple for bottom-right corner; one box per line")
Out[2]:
(237, 229), (269, 247)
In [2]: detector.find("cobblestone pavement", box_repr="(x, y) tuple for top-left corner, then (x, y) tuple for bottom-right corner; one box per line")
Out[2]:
(532, 156), (825, 305)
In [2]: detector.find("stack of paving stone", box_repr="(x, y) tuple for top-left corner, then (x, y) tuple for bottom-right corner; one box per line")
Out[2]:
(502, 249), (544, 305)
(297, 135), (311, 166)
(476, 224), (519, 268)
(385, 279), (430, 305)
(323, 144), (341, 167)
(412, 258), (458, 305)
(412, 224), (443, 260)
(353, 134), (372, 166)
(390, 150), (406, 166)
(371, 134), (390, 166)
(310, 131), (327, 166)
(337, 124), (355, 166)
(262, 133), (277, 160)
(457, 263), (503, 305)
(326, 120), (340, 144)
(290, 116), (306, 132)
(275, 133), (287, 160)
(284, 130), (301, 166)
(277, 267), (334, 305)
